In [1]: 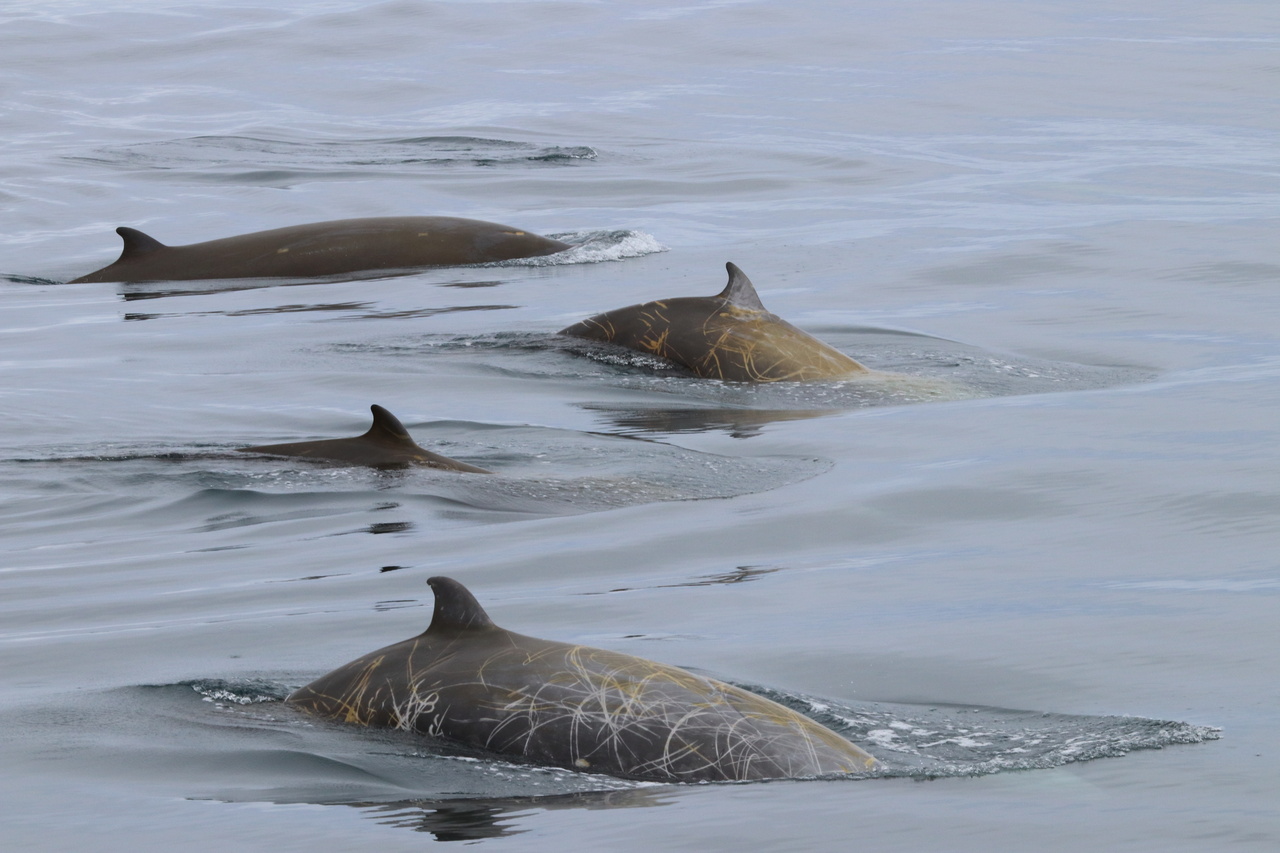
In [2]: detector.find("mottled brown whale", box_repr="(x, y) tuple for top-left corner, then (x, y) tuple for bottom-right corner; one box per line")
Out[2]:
(238, 405), (491, 472)
(286, 576), (879, 783)
(70, 216), (571, 283)
(559, 262), (869, 382)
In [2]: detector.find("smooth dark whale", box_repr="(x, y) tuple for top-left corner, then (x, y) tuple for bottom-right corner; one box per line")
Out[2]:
(286, 576), (879, 782)
(238, 405), (491, 472)
(559, 262), (869, 382)
(70, 216), (571, 283)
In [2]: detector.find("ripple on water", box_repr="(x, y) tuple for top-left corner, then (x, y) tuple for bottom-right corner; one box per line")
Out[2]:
(132, 678), (1219, 807)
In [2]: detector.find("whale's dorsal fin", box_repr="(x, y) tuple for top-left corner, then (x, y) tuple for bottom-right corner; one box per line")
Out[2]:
(364, 405), (415, 444)
(426, 577), (498, 633)
(116, 227), (167, 259)
(717, 262), (766, 311)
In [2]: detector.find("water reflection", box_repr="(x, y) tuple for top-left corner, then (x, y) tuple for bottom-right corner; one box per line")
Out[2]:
(579, 402), (836, 438)
(116, 271), (424, 301)
(123, 300), (517, 321)
(584, 564), (783, 595)
(349, 788), (670, 842)
(71, 135), (597, 178)
(365, 521), (414, 535)
(439, 280), (504, 289)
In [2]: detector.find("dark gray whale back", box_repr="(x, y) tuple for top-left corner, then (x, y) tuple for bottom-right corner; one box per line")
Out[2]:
(286, 576), (878, 782)
(559, 262), (868, 382)
(238, 405), (491, 472)
(71, 216), (571, 283)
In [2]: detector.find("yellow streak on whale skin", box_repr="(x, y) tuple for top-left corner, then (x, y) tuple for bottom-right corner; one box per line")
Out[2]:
(640, 327), (670, 355)
(292, 629), (879, 781)
(475, 645), (877, 779)
(289, 654), (390, 726)
(578, 297), (868, 382)
(696, 304), (867, 382)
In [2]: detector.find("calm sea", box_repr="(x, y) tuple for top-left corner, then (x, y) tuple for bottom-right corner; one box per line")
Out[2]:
(2, 1), (1277, 850)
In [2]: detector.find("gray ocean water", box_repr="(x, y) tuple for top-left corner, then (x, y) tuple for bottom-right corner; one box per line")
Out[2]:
(2, 1), (1277, 850)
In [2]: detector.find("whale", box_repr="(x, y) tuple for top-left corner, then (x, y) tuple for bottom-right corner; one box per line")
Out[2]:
(238, 405), (491, 472)
(70, 216), (571, 283)
(559, 262), (869, 382)
(286, 576), (879, 783)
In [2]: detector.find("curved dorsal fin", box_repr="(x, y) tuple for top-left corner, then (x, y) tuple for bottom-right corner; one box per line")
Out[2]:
(364, 404), (415, 444)
(716, 262), (766, 311)
(426, 576), (497, 633)
(115, 227), (167, 259)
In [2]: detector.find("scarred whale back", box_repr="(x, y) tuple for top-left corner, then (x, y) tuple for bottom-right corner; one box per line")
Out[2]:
(286, 577), (878, 782)
(559, 263), (867, 382)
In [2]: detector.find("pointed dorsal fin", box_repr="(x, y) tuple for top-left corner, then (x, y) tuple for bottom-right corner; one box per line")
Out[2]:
(115, 227), (167, 260)
(426, 576), (497, 633)
(716, 262), (766, 311)
(364, 404), (415, 444)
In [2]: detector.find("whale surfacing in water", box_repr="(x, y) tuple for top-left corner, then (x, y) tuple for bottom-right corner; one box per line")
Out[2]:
(559, 262), (869, 382)
(70, 216), (571, 283)
(238, 405), (491, 472)
(286, 576), (879, 782)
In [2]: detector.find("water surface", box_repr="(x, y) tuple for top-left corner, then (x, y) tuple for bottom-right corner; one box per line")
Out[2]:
(2, 1), (1278, 850)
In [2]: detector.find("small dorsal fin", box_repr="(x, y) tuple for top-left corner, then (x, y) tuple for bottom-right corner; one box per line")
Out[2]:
(364, 404), (415, 443)
(716, 262), (766, 311)
(426, 576), (497, 633)
(115, 227), (167, 259)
